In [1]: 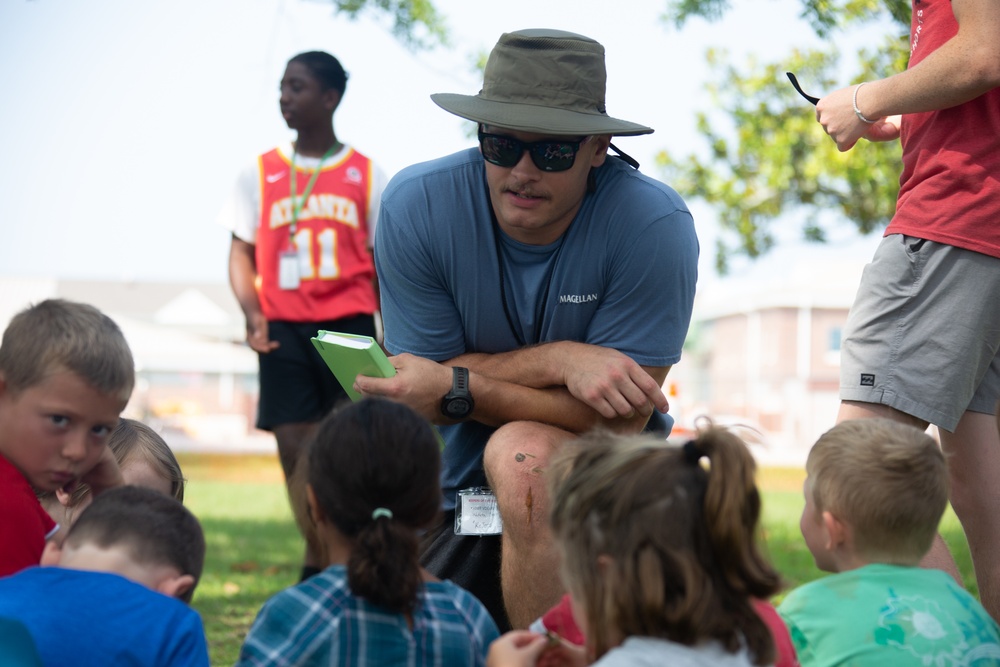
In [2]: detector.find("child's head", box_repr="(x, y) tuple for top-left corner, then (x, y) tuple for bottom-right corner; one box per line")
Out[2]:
(287, 51), (348, 96)
(804, 418), (947, 568)
(106, 418), (185, 501)
(40, 418), (186, 527)
(42, 485), (205, 603)
(0, 299), (134, 400)
(0, 299), (134, 493)
(548, 427), (780, 665)
(306, 397), (440, 613)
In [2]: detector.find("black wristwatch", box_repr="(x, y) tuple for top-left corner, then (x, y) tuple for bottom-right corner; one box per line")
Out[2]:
(440, 366), (475, 420)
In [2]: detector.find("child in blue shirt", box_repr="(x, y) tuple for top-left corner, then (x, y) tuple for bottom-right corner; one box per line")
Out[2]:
(0, 485), (210, 666)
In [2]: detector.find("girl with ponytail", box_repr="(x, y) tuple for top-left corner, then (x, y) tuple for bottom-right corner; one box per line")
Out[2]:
(238, 397), (499, 666)
(489, 424), (791, 667)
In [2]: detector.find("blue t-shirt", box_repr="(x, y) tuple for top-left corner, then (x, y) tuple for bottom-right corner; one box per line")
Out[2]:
(376, 148), (699, 507)
(0, 567), (210, 667)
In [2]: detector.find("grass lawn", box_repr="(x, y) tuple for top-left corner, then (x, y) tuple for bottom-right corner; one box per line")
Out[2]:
(181, 453), (976, 666)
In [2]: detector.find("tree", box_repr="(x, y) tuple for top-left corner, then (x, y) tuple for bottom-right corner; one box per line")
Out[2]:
(318, 0), (448, 48)
(657, 0), (910, 272)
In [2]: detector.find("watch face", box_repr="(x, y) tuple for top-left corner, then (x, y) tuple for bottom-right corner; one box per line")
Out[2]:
(446, 398), (472, 418)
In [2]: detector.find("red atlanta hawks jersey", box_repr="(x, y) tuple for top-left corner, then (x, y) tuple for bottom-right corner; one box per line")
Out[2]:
(255, 146), (378, 322)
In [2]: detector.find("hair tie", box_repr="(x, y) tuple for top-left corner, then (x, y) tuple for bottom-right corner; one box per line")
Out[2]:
(371, 507), (393, 521)
(682, 440), (702, 465)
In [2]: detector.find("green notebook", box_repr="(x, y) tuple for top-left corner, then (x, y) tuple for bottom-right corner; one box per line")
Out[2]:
(310, 331), (395, 402)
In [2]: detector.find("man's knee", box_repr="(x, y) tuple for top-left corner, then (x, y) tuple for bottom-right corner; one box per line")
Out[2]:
(484, 421), (571, 528)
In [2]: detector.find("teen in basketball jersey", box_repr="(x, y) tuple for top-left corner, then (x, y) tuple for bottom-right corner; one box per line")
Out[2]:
(218, 51), (387, 581)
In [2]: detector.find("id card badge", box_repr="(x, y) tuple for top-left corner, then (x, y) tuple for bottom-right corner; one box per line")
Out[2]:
(278, 249), (300, 290)
(455, 487), (503, 535)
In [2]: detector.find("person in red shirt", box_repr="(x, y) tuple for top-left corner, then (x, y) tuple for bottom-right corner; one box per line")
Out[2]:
(0, 299), (131, 576)
(814, 0), (1000, 620)
(219, 51), (387, 581)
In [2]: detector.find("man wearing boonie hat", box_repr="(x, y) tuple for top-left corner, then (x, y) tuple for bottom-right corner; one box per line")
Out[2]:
(355, 28), (699, 630)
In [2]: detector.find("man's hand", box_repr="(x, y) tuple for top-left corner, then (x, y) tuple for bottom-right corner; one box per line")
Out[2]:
(354, 353), (452, 423)
(245, 312), (279, 354)
(556, 343), (668, 419)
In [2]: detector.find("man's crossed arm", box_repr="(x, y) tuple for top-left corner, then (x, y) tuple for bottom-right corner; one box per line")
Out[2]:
(354, 341), (669, 435)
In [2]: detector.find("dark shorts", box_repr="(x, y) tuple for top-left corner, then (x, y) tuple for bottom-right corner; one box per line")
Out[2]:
(256, 315), (377, 431)
(420, 510), (510, 632)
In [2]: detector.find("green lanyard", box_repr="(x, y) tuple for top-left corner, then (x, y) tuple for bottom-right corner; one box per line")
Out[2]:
(289, 144), (338, 238)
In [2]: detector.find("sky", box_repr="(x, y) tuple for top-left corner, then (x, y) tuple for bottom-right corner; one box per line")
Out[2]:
(0, 0), (889, 287)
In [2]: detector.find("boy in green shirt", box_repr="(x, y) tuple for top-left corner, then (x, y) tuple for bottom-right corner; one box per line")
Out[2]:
(779, 419), (1000, 665)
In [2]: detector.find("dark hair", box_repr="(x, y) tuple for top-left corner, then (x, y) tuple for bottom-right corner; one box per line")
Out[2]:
(549, 426), (781, 664)
(66, 486), (205, 603)
(308, 398), (441, 613)
(288, 51), (348, 95)
(0, 298), (134, 401)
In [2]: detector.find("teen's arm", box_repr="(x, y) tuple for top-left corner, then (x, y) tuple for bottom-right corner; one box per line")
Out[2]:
(229, 236), (278, 354)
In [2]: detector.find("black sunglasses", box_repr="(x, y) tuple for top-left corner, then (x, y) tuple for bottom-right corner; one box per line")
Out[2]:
(786, 72), (820, 105)
(478, 127), (590, 172)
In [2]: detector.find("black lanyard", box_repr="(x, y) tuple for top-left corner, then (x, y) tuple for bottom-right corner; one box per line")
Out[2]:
(488, 186), (566, 347)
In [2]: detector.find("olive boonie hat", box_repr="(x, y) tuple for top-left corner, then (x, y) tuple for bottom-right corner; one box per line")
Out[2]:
(431, 28), (653, 137)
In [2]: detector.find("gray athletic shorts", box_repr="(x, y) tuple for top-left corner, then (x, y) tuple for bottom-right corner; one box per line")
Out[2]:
(840, 234), (1000, 432)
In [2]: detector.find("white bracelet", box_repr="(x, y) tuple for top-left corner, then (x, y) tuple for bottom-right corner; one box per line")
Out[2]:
(853, 82), (877, 124)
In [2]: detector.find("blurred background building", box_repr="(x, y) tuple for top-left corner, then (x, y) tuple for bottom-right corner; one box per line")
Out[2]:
(2, 239), (869, 464)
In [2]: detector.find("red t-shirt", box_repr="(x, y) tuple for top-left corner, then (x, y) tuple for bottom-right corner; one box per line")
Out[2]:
(886, 0), (1000, 259)
(0, 453), (57, 576)
(254, 147), (378, 322)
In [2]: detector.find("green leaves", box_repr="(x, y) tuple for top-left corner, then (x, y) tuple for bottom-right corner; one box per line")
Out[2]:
(659, 0), (909, 272)
(327, 0), (448, 49)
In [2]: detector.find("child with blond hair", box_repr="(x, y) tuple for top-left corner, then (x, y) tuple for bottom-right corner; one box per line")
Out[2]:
(39, 417), (186, 535)
(779, 418), (1000, 665)
(0, 299), (133, 576)
(490, 426), (782, 666)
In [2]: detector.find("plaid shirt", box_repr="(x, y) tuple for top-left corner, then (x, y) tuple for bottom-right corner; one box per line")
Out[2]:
(236, 565), (500, 666)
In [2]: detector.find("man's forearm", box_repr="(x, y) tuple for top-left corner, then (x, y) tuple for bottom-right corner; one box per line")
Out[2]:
(360, 345), (670, 430)
(452, 342), (571, 388)
(467, 370), (651, 434)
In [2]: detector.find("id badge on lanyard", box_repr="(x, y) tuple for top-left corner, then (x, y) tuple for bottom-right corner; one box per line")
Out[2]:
(278, 244), (300, 290)
(454, 487), (503, 535)
(280, 145), (337, 291)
